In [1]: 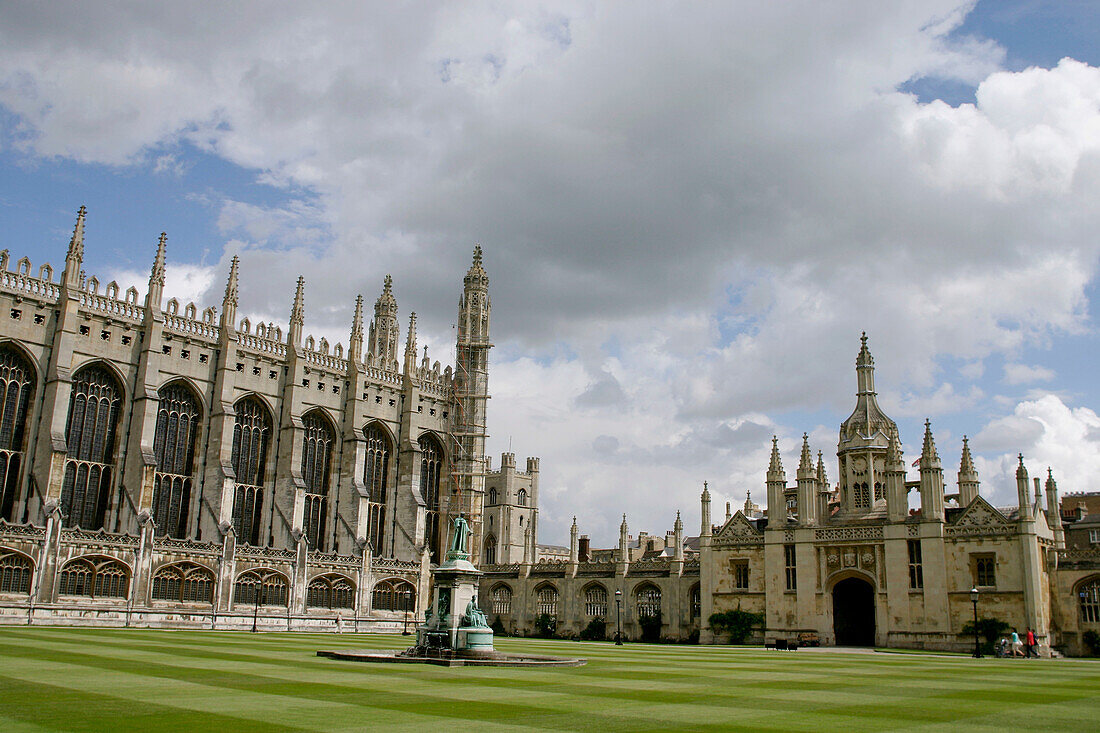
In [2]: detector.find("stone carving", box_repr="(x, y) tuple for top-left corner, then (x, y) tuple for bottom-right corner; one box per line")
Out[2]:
(462, 596), (490, 629)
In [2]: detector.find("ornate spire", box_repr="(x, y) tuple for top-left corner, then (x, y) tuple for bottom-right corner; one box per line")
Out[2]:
(403, 312), (418, 374)
(1016, 453), (1028, 479)
(145, 232), (167, 311)
(1046, 467), (1057, 492)
(886, 430), (903, 468)
(288, 276), (305, 346)
(674, 510), (683, 530)
(701, 480), (710, 500)
(840, 332), (897, 450)
(348, 294), (364, 362)
(150, 233), (167, 287)
(219, 256), (239, 333)
(919, 419), (940, 465)
(798, 433), (814, 476)
(767, 436), (785, 481)
(959, 436), (977, 477)
(369, 275), (399, 365)
(63, 205), (87, 288)
(464, 244), (488, 289)
(816, 450), (828, 487)
(67, 205), (86, 262)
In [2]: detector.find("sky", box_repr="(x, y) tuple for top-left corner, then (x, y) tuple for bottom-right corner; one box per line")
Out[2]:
(2, 1), (1099, 547)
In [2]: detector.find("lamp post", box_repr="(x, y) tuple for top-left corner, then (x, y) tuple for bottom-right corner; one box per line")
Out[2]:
(402, 588), (412, 635)
(970, 586), (981, 658)
(251, 580), (265, 634)
(615, 589), (623, 645)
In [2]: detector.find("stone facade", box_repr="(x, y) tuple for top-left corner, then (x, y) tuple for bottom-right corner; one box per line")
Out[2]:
(0, 208), (491, 629)
(483, 335), (1100, 655)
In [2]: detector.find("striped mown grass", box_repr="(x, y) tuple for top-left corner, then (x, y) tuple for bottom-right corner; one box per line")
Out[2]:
(0, 628), (1097, 731)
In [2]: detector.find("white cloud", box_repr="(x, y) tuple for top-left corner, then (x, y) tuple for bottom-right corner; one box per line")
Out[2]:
(1, 4), (1099, 543)
(1003, 363), (1055, 385)
(972, 394), (1100, 506)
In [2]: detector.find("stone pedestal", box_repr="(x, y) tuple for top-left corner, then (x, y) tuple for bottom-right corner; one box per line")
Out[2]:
(414, 518), (493, 654)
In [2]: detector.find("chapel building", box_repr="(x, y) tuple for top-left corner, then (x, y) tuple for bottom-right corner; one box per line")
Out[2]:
(0, 208), (492, 628)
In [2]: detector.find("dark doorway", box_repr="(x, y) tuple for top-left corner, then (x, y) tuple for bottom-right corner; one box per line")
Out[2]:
(832, 577), (875, 646)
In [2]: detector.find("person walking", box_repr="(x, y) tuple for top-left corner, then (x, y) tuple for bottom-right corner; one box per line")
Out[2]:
(1011, 629), (1024, 657)
(1026, 627), (1036, 658)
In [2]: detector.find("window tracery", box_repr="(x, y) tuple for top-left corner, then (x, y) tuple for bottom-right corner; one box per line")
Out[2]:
(0, 346), (33, 521)
(152, 383), (201, 539)
(231, 398), (271, 546)
(61, 365), (122, 529)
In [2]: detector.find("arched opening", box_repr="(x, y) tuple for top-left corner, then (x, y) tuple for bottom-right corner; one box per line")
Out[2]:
(0, 548), (33, 594)
(1077, 576), (1100, 624)
(483, 534), (496, 565)
(584, 584), (608, 617)
(371, 578), (415, 612)
(61, 364), (123, 529)
(150, 562), (214, 604)
(152, 382), (201, 538)
(307, 573), (355, 610)
(491, 584), (512, 615)
(536, 584), (558, 617)
(832, 576), (876, 646)
(0, 345), (35, 521)
(363, 422), (391, 553)
(58, 555), (129, 599)
(233, 568), (288, 607)
(231, 397), (272, 546)
(301, 410), (335, 551)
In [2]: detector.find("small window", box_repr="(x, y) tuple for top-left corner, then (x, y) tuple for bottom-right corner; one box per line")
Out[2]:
(784, 544), (797, 591)
(1080, 579), (1100, 623)
(121, 335), (132, 345)
(907, 540), (923, 590)
(1090, 529), (1100, 544)
(731, 560), (749, 590)
(9, 309), (20, 320)
(974, 555), (996, 587)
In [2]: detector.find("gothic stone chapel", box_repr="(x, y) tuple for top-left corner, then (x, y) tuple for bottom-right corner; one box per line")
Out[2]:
(0, 208), (493, 629)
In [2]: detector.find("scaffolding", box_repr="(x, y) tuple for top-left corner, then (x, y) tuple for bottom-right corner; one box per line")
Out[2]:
(446, 333), (490, 564)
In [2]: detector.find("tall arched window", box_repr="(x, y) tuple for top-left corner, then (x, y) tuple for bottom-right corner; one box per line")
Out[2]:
(491, 584), (512, 614)
(536, 585), (558, 617)
(488, 488), (497, 505)
(372, 578), (415, 611)
(584, 584), (608, 617)
(636, 584), (661, 620)
(1080, 577), (1100, 623)
(301, 411), (335, 551)
(151, 383), (201, 538)
(58, 556), (128, 599)
(61, 365), (122, 529)
(0, 347), (34, 521)
(151, 562), (214, 604)
(419, 434), (443, 562)
(231, 398), (271, 546)
(233, 569), (288, 607)
(307, 574), (355, 610)
(483, 535), (497, 565)
(517, 489), (528, 506)
(0, 549), (32, 594)
(690, 585), (701, 619)
(363, 423), (391, 553)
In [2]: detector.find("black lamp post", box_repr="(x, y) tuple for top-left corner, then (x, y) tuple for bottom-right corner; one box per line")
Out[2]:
(402, 589), (412, 635)
(615, 589), (623, 645)
(251, 584), (260, 633)
(970, 586), (981, 658)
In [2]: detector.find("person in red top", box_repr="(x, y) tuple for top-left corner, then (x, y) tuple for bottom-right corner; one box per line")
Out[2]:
(1025, 627), (1036, 658)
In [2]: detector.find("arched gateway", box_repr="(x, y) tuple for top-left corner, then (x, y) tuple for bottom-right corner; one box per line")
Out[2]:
(832, 576), (875, 646)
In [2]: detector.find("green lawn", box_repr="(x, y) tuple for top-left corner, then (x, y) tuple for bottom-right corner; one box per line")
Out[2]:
(0, 628), (1097, 732)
